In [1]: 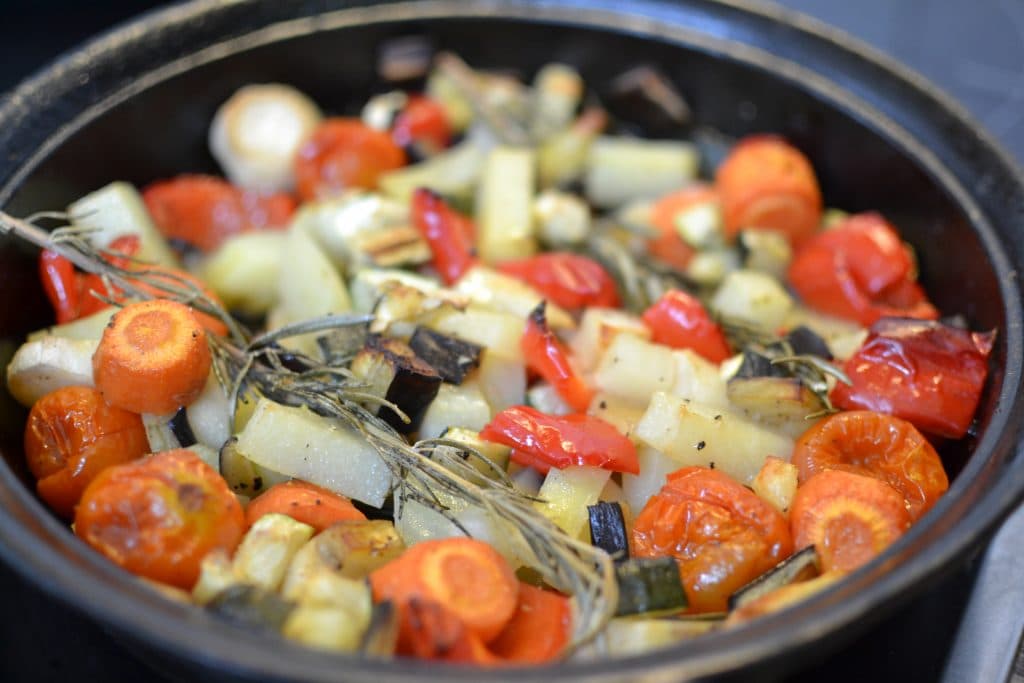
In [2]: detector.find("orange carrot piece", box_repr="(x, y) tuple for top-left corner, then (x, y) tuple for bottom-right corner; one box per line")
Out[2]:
(790, 470), (911, 573)
(370, 537), (520, 643)
(245, 480), (366, 532)
(646, 185), (715, 270)
(488, 583), (571, 664)
(395, 598), (499, 665)
(715, 135), (822, 246)
(92, 299), (212, 415)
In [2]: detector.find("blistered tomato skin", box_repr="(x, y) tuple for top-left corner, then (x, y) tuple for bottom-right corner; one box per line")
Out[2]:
(294, 118), (406, 200)
(74, 449), (245, 589)
(24, 386), (150, 519)
(831, 318), (995, 440)
(499, 253), (620, 311)
(641, 289), (732, 363)
(791, 410), (949, 521)
(632, 466), (793, 613)
(520, 303), (594, 412)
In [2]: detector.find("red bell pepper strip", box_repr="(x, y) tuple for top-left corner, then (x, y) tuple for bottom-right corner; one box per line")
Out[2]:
(391, 96), (452, 153)
(641, 289), (732, 363)
(787, 213), (938, 325)
(480, 405), (639, 475)
(142, 174), (296, 252)
(830, 317), (995, 439)
(39, 235), (140, 323)
(411, 188), (477, 285)
(522, 302), (594, 411)
(499, 252), (620, 311)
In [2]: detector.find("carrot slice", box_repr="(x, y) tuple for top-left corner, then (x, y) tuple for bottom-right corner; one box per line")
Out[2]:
(790, 470), (911, 573)
(715, 135), (822, 245)
(370, 537), (520, 643)
(395, 598), (499, 665)
(92, 299), (212, 414)
(245, 480), (366, 532)
(488, 583), (571, 664)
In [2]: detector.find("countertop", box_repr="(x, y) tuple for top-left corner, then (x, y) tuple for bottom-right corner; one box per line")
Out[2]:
(0, 1), (1022, 681)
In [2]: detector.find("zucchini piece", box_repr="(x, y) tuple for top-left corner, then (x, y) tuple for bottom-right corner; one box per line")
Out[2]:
(408, 327), (483, 384)
(417, 379), (492, 440)
(219, 437), (288, 495)
(476, 146), (537, 262)
(614, 557), (688, 617)
(725, 572), (840, 626)
(588, 501), (629, 561)
(732, 349), (789, 380)
(206, 584), (295, 633)
(282, 520), (405, 596)
(728, 545), (819, 611)
(5, 336), (97, 407)
(360, 600), (400, 657)
(584, 137), (699, 209)
(350, 335), (442, 432)
(233, 399), (394, 508)
(535, 466), (611, 538)
(68, 181), (179, 268)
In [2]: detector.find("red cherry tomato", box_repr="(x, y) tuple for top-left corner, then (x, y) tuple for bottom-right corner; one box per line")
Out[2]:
(641, 289), (732, 363)
(143, 174), (295, 252)
(830, 318), (994, 440)
(646, 185), (714, 270)
(632, 466), (793, 613)
(295, 118), (406, 200)
(75, 449), (246, 589)
(411, 188), (478, 284)
(792, 409), (949, 521)
(391, 96), (452, 153)
(24, 386), (150, 519)
(787, 213), (939, 325)
(499, 253), (620, 311)
(521, 302), (594, 411)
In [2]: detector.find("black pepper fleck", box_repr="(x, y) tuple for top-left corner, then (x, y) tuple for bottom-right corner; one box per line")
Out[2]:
(696, 441), (706, 451)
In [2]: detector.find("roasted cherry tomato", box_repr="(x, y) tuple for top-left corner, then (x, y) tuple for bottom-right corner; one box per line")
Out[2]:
(715, 135), (822, 245)
(645, 185), (713, 270)
(641, 289), (732, 363)
(499, 253), (620, 311)
(787, 213), (939, 325)
(791, 410), (948, 521)
(39, 235), (140, 324)
(831, 318), (994, 439)
(480, 406), (639, 475)
(295, 118), (406, 200)
(521, 302), (593, 411)
(24, 386), (149, 519)
(790, 470), (911, 573)
(143, 174), (295, 252)
(391, 96), (452, 153)
(632, 466), (793, 613)
(410, 188), (478, 284)
(75, 448), (246, 589)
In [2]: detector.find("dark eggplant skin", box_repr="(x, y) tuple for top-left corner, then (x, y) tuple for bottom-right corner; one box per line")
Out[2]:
(614, 557), (688, 617)
(588, 501), (630, 562)
(728, 546), (820, 612)
(0, 2), (1021, 683)
(408, 327), (483, 385)
(352, 335), (441, 433)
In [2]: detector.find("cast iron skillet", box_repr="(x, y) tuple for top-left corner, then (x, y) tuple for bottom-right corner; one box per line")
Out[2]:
(1, 1), (1023, 681)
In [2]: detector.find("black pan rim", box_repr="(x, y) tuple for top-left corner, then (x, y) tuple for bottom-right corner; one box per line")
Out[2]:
(0, 1), (1022, 680)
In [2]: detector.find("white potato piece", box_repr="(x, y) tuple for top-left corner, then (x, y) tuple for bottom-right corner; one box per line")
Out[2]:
(417, 380), (492, 440)
(710, 269), (793, 332)
(587, 392), (646, 441)
(209, 83), (323, 193)
(622, 446), (680, 515)
(430, 306), (526, 360)
(232, 513), (315, 592)
(186, 372), (232, 449)
(202, 231), (286, 316)
(528, 382), (572, 416)
(570, 307), (650, 372)
(349, 268), (442, 314)
(6, 337), (97, 406)
(752, 456), (800, 516)
(478, 352), (526, 413)
(584, 137), (699, 209)
(476, 146), (537, 262)
(27, 307), (115, 342)
(454, 265), (573, 330)
(235, 399), (394, 507)
(68, 181), (178, 268)
(635, 392), (794, 485)
(379, 140), (485, 205)
(535, 466), (611, 538)
(670, 349), (729, 409)
(593, 333), (675, 406)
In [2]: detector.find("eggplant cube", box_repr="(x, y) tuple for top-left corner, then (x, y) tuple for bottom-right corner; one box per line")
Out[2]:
(350, 335), (442, 432)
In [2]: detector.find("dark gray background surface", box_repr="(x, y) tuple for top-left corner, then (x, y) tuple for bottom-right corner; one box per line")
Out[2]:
(0, 1), (1021, 681)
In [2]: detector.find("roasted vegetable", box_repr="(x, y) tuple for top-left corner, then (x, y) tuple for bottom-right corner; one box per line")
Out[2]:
(588, 501), (630, 561)
(408, 326), (483, 384)
(728, 545), (819, 611)
(614, 557), (688, 616)
(206, 584), (296, 633)
(350, 334), (443, 432)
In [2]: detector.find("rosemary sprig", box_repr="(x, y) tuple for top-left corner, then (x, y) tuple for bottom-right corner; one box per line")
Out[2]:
(0, 210), (617, 649)
(435, 52), (532, 146)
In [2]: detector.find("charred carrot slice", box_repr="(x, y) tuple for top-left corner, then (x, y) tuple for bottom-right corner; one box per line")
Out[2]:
(370, 537), (520, 643)
(791, 410), (948, 521)
(245, 480), (366, 532)
(488, 583), (571, 664)
(395, 598), (499, 665)
(715, 135), (822, 245)
(790, 470), (911, 573)
(92, 299), (212, 415)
